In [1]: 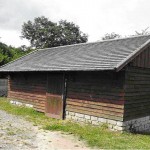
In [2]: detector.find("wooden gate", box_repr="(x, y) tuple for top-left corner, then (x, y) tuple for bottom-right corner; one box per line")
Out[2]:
(45, 73), (65, 119)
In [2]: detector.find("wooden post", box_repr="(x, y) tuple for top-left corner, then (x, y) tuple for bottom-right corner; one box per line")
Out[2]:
(62, 73), (67, 120)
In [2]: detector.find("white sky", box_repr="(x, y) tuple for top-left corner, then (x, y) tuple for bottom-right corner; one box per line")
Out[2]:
(0, 0), (150, 47)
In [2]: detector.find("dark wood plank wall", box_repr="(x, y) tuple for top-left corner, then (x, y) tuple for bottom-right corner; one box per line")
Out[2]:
(124, 46), (150, 121)
(8, 73), (47, 112)
(124, 66), (150, 121)
(66, 71), (125, 121)
(131, 46), (150, 68)
(8, 71), (126, 121)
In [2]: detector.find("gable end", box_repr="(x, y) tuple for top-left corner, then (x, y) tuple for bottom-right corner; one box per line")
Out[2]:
(116, 39), (150, 71)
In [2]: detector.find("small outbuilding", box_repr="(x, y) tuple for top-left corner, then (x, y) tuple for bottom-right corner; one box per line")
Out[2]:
(1, 35), (150, 132)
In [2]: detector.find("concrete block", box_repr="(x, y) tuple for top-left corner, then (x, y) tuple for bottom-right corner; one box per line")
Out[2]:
(98, 118), (107, 123)
(77, 117), (85, 122)
(69, 111), (75, 116)
(25, 104), (33, 108)
(84, 115), (91, 120)
(107, 119), (117, 125)
(85, 119), (92, 124)
(75, 113), (84, 118)
(16, 101), (22, 106)
(70, 116), (75, 120)
(66, 115), (72, 120)
(66, 111), (69, 115)
(92, 120), (99, 125)
(114, 126), (123, 131)
(117, 121), (124, 127)
(91, 116), (98, 121)
(71, 115), (79, 121)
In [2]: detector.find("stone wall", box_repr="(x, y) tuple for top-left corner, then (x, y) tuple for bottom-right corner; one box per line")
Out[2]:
(123, 116), (150, 132)
(66, 111), (150, 132)
(66, 111), (124, 131)
(10, 100), (33, 108)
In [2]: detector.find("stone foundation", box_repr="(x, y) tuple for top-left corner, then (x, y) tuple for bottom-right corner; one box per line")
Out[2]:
(10, 100), (33, 108)
(66, 111), (124, 131)
(9, 101), (150, 132)
(123, 116), (150, 133)
(66, 111), (150, 132)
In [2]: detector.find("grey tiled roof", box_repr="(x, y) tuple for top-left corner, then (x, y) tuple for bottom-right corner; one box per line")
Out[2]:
(0, 35), (150, 72)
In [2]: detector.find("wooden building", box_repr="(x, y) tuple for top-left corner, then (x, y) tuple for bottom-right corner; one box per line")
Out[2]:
(1, 35), (150, 132)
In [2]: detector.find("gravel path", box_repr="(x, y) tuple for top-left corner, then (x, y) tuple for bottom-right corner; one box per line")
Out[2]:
(0, 110), (91, 150)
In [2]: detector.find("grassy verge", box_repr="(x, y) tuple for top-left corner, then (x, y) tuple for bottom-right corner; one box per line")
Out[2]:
(0, 98), (150, 149)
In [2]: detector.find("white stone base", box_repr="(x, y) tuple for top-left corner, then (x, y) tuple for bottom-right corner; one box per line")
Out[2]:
(10, 100), (33, 108)
(66, 111), (150, 132)
(66, 111), (124, 131)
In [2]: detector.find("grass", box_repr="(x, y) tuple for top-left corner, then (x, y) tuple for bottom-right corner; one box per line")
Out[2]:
(0, 98), (150, 149)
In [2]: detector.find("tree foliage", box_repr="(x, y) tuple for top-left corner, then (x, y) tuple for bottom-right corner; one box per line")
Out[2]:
(102, 32), (121, 40)
(135, 27), (150, 36)
(101, 28), (150, 41)
(0, 42), (32, 66)
(21, 16), (88, 48)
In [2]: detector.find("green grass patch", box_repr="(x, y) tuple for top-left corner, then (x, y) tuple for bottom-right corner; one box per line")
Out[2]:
(0, 98), (150, 149)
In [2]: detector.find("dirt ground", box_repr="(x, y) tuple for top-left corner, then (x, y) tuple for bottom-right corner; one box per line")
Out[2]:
(0, 110), (92, 150)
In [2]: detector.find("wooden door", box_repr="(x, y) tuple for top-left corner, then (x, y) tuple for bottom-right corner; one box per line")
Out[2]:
(45, 74), (64, 119)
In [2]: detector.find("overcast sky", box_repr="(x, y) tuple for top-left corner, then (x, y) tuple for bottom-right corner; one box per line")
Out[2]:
(0, 0), (150, 47)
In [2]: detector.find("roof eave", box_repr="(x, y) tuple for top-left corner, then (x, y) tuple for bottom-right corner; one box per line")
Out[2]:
(0, 68), (115, 73)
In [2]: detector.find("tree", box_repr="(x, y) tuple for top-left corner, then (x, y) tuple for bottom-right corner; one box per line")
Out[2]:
(135, 27), (150, 36)
(21, 16), (88, 49)
(0, 42), (32, 66)
(102, 32), (121, 40)
(0, 42), (14, 65)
